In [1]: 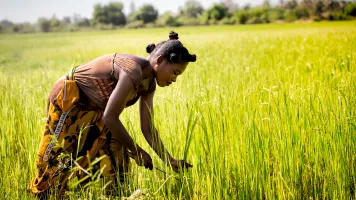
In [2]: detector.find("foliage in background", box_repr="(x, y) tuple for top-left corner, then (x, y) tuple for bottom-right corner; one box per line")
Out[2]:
(1, 0), (356, 32)
(93, 2), (126, 26)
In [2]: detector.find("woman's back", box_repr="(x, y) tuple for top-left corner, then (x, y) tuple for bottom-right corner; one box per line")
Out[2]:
(73, 54), (152, 110)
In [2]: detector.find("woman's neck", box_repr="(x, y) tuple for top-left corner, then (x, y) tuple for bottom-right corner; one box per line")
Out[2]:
(142, 58), (155, 79)
(142, 56), (156, 79)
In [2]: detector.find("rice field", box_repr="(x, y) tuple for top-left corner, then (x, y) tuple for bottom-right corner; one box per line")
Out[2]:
(0, 21), (355, 199)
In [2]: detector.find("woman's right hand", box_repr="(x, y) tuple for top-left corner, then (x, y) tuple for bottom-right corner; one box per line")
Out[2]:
(170, 158), (193, 173)
(128, 149), (153, 170)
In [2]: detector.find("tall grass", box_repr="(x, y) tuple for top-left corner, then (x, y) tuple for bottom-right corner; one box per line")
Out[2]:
(0, 21), (355, 199)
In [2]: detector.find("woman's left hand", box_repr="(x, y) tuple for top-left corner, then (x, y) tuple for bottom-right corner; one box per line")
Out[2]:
(170, 158), (193, 173)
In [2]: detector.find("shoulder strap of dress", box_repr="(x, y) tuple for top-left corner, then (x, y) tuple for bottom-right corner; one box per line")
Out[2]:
(113, 56), (141, 89)
(111, 53), (117, 78)
(67, 66), (77, 80)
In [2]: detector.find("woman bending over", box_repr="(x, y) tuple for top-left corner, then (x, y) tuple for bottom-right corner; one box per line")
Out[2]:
(28, 31), (196, 198)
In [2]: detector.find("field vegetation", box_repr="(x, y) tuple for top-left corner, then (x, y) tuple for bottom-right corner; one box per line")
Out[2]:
(0, 21), (355, 199)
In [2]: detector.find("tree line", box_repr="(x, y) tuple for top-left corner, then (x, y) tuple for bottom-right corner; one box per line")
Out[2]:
(1, 0), (356, 33)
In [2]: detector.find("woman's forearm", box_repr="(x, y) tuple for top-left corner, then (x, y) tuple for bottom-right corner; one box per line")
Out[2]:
(142, 126), (173, 164)
(103, 117), (142, 153)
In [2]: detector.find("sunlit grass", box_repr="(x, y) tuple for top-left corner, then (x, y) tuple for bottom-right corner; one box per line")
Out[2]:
(0, 21), (355, 199)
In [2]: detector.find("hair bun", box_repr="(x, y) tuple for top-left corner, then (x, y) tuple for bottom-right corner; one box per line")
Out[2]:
(190, 54), (196, 62)
(169, 53), (180, 63)
(146, 43), (156, 53)
(169, 31), (179, 40)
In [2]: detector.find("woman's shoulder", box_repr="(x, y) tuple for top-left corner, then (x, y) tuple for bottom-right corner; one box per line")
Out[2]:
(115, 54), (150, 69)
(114, 54), (149, 88)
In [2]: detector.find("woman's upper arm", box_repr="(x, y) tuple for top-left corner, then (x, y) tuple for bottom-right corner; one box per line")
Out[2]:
(103, 73), (135, 121)
(139, 91), (155, 130)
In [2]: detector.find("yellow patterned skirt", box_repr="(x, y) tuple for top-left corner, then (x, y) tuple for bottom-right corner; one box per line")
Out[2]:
(28, 79), (129, 198)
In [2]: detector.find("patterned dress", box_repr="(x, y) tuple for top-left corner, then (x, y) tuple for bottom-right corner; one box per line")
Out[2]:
(28, 54), (156, 199)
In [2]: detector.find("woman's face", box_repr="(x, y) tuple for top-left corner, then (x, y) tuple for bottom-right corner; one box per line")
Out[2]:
(153, 56), (188, 87)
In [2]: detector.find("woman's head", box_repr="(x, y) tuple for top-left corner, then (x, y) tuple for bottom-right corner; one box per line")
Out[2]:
(147, 31), (196, 87)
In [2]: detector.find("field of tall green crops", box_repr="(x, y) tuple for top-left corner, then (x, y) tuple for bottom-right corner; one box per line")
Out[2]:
(0, 21), (355, 199)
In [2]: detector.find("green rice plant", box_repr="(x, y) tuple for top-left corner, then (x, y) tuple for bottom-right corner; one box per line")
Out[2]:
(0, 21), (355, 199)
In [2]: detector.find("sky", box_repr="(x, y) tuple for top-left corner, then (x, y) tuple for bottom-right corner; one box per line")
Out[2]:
(0, 0), (275, 23)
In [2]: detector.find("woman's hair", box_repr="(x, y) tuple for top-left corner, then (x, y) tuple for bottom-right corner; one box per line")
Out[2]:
(146, 31), (196, 63)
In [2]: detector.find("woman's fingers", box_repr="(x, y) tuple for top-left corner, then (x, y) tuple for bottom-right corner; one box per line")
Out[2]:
(181, 161), (193, 168)
(144, 159), (153, 170)
(178, 160), (193, 168)
(127, 150), (153, 170)
(171, 160), (193, 173)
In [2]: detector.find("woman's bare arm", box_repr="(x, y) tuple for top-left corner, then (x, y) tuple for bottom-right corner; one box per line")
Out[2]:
(139, 92), (173, 164)
(140, 91), (193, 172)
(102, 72), (142, 154)
(102, 72), (153, 169)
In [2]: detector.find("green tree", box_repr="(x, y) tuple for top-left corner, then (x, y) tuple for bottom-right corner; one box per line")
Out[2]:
(93, 2), (126, 26)
(12, 25), (20, 33)
(233, 10), (249, 24)
(93, 4), (105, 24)
(50, 15), (61, 31)
(14, 23), (36, 33)
(37, 17), (51, 32)
(294, 7), (310, 19)
(299, 0), (313, 15)
(157, 12), (180, 27)
(263, 0), (271, 9)
(267, 7), (285, 20)
(246, 7), (269, 24)
(300, 0), (313, 9)
(285, 0), (298, 9)
(62, 16), (71, 25)
(134, 4), (158, 23)
(73, 14), (91, 27)
(345, 2), (356, 17)
(202, 3), (229, 22)
(313, 0), (324, 17)
(328, 1), (342, 12)
(0, 20), (13, 29)
(323, 0), (335, 11)
(180, 0), (204, 18)
(284, 9), (297, 21)
(50, 15), (60, 28)
(243, 3), (251, 10)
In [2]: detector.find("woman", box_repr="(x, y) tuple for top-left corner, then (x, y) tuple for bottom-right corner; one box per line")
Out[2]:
(28, 31), (196, 198)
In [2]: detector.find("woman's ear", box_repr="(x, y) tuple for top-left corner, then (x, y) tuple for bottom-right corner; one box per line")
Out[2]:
(156, 55), (164, 65)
